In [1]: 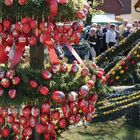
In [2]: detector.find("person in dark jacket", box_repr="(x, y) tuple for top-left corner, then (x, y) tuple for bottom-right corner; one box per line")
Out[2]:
(84, 27), (101, 60)
(122, 24), (132, 38)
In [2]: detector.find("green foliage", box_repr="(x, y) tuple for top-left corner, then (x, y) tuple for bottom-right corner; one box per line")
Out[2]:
(0, 62), (109, 107)
(0, 0), (78, 22)
(106, 43), (140, 86)
(104, 56), (123, 73)
(121, 63), (140, 85)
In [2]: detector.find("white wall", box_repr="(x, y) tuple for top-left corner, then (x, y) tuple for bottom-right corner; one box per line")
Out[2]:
(131, 0), (140, 22)
(118, 14), (132, 23)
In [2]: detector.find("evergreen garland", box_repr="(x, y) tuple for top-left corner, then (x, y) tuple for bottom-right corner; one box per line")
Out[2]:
(0, 62), (109, 107)
(106, 42), (140, 86)
(0, 0), (79, 22)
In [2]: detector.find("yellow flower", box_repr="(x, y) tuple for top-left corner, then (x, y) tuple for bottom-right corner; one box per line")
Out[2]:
(111, 71), (115, 75)
(108, 48), (111, 51)
(116, 76), (120, 80)
(137, 54), (140, 58)
(133, 51), (137, 55)
(58, 130), (61, 133)
(116, 64), (120, 69)
(119, 66), (122, 70)
(120, 70), (124, 74)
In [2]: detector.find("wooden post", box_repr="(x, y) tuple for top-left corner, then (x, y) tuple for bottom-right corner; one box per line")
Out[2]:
(30, 44), (44, 70)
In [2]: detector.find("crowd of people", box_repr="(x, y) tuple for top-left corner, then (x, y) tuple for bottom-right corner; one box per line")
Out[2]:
(82, 19), (140, 60)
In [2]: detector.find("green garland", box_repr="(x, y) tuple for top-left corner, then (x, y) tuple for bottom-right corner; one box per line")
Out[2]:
(104, 56), (123, 73)
(96, 30), (140, 68)
(0, 62), (109, 107)
(0, 0), (78, 22)
(93, 91), (140, 118)
(106, 42), (140, 86)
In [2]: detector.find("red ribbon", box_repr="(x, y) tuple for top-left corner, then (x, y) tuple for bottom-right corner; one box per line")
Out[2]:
(10, 36), (27, 69)
(66, 43), (85, 66)
(49, 0), (58, 17)
(44, 33), (59, 65)
(0, 45), (6, 63)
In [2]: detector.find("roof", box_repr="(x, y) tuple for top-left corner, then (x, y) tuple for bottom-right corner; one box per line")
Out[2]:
(118, 0), (125, 7)
(119, 0), (131, 14)
(95, 0), (131, 15)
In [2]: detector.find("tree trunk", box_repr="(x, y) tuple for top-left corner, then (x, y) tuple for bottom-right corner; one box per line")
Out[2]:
(30, 44), (44, 70)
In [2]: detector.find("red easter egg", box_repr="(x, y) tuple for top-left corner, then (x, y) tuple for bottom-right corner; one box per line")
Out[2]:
(1, 78), (10, 88)
(72, 21), (83, 32)
(12, 122), (20, 134)
(76, 10), (86, 19)
(12, 76), (21, 86)
(71, 64), (79, 73)
(41, 102), (50, 114)
(2, 127), (10, 138)
(11, 107), (19, 118)
(29, 116), (36, 128)
(38, 86), (49, 96)
(87, 80), (95, 88)
(40, 114), (49, 124)
(29, 36), (37, 46)
(18, 0), (28, 6)
(22, 106), (31, 118)
(0, 115), (5, 125)
(68, 115), (75, 125)
(85, 112), (93, 122)
(22, 126), (32, 137)
(35, 124), (44, 134)
(8, 89), (17, 99)
(68, 91), (78, 102)
(31, 107), (40, 118)
(96, 71), (103, 79)
(3, 19), (12, 30)
(51, 111), (60, 121)
(79, 85), (90, 96)
(62, 104), (70, 118)
(19, 116), (27, 127)
(75, 114), (81, 123)
(29, 20), (37, 29)
(58, 118), (67, 129)
(42, 70), (52, 80)
(29, 80), (38, 88)
(4, 0), (13, 6)
(7, 114), (15, 124)
(22, 23), (31, 34)
(81, 67), (89, 76)
(58, 0), (68, 4)
(59, 63), (68, 73)
(51, 91), (66, 104)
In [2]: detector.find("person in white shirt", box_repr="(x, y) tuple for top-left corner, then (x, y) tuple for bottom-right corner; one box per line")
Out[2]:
(106, 24), (117, 48)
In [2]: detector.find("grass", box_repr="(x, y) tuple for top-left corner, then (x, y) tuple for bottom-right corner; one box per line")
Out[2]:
(58, 118), (140, 140)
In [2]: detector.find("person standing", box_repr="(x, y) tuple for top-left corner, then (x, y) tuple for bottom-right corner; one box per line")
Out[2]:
(119, 19), (128, 35)
(122, 24), (132, 38)
(106, 24), (117, 48)
(84, 28), (99, 60)
(132, 20), (139, 31)
(102, 23), (110, 52)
